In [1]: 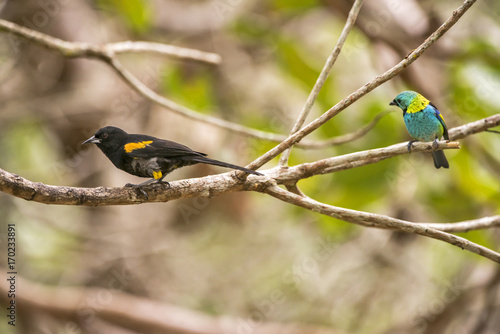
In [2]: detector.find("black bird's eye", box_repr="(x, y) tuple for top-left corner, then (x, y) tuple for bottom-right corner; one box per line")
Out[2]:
(102, 133), (108, 139)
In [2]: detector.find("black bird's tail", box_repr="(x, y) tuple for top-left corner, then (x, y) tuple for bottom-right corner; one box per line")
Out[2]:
(432, 150), (449, 169)
(191, 156), (263, 175)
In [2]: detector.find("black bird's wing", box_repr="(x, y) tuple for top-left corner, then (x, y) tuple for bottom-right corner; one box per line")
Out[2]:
(124, 135), (207, 159)
(124, 135), (262, 176)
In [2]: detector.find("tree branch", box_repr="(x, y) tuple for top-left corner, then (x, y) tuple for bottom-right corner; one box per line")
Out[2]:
(246, 0), (478, 170)
(448, 114), (500, 140)
(0, 168), (268, 206)
(0, 19), (221, 64)
(0, 274), (339, 334)
(0, 141), (458, 205)
(296, 111), (392, 149)
(274, 140), (460, 182)
(273, 113), (499, 180)
(423, 216), (500, 233)
(1, 114), (497, 206)
(0, 0), (496, 266)
(108, 41), (221, 64)
(263, 184), (500, 264)
(279, 0), (364, 166)
(0, 19), (285, 141)
(0, 116), (497, 263)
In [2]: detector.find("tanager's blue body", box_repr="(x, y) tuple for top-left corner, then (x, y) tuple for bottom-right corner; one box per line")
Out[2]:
(390, 91), (449, 169)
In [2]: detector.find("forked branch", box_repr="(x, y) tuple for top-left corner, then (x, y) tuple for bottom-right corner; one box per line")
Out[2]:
(247, 0), (478, 170)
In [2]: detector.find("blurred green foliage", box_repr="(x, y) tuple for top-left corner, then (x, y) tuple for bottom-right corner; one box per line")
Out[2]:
(98, 0), (152, 34)
(161, 65), (217, 112)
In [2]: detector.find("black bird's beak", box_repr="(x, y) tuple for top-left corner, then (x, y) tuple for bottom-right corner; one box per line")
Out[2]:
(82, 135), (101, 145)
(389, 100), (397, 106)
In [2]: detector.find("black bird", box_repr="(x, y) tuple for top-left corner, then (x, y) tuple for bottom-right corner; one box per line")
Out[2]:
(83, 126), (262, 187)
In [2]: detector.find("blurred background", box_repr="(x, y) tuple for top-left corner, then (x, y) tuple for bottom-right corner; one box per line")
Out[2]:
(0, 0), (499, 333)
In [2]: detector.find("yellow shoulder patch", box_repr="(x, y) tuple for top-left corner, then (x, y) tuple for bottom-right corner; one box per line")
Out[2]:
(406, 94), (430, 114)
(124, 141), (153, 153)
(152, 171), (163, 180)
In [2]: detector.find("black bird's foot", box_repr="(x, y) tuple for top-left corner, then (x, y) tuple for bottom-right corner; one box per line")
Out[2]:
(124, 179), (170, 200)
(157, 180), (171, 189)
(125, 179), (170, 188)
(407, 140), (418, 153)
(124, 183), (149, 199)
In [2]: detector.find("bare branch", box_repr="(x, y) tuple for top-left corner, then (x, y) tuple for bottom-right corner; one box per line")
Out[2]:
(449, 114), (500, 140)
(273, 140), (460, 182)
(0, 168), (269, 206)
(0, 141), (457, 205)
(263, 184), (500, 264)
(297, 111), (392, 149)
(1, 114), (497, 206)
(279, 0), (364, 166)
(0, 274), (339, 334)
(108, 41), (221, 64)
(0, 19), (284, 141)
(0, 19), (220, 63)
(273, 113), (499, 179)
(247, 0), (478, 170)
(0, 0), (495, 265)
(0, 116), (497, 263)
(423, 216), (500, 233)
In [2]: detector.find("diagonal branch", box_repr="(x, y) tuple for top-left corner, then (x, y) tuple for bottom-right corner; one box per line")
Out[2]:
(273, 113), (499, 181)
(296, 110), (392, 149)
(448, 114), (500, 140)
(279, 0), (364, 166)
(274, 140), (460, 182)
(246, 0), (477, 171)
(263, 184), (500, 264)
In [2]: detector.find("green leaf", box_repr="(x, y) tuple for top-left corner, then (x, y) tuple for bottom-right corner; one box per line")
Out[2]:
(99, 0), (152, 34)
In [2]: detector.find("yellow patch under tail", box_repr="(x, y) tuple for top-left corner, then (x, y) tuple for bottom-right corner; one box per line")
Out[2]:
(152, 171), (163, 180)
(406, 94), (430, 114)
(124, 141), (153, 153)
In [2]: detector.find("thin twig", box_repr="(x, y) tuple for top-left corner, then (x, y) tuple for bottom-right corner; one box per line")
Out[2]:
(423, 216), (500, 233)
(278, 0), (364, 166)
(296, 111), (392, 149)
(246, 0), (477, 171)
(108, 41), (221, 64)
(263, 184), (500, 264)
(0, 19), (220, 63)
